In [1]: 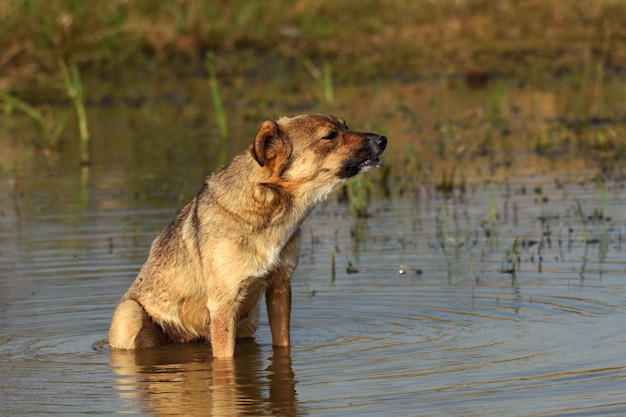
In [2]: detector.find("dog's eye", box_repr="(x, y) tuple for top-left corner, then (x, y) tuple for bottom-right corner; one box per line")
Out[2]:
(322, 131), (338, 140)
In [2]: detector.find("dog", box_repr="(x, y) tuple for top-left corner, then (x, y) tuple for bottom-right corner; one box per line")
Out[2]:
(108, 114), (387, 357)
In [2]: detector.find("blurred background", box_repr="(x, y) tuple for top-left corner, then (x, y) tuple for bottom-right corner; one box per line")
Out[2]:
(3, 0), (626, 85)
(2, 0), (626, 181)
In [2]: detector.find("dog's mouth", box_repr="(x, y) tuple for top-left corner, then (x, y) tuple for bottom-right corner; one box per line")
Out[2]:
(338, 157), (381, 179)
(361, 157), (382, 171)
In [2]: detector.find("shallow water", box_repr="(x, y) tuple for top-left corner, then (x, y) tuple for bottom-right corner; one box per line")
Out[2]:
(2, 77), (626, 416)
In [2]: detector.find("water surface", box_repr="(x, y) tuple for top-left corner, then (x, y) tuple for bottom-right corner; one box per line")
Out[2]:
(2, 77), (626, 416)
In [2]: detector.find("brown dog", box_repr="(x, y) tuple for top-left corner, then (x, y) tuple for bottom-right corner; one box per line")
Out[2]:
(108, 114), (387, 357)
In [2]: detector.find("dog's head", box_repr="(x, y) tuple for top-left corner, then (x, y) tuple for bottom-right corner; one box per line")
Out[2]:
(249, 114), (387, 200)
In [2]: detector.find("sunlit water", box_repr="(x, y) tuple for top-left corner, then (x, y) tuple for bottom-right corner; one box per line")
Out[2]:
(2, 78), (626, 416)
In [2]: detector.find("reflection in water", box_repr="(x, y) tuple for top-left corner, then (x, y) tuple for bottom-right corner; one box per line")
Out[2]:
(110, 343), (298, 416)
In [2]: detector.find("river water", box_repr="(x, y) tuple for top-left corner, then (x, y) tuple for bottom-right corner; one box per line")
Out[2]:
(1, 75), (626, 416)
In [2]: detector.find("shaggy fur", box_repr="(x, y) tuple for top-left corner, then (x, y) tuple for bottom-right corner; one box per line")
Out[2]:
(108, 114), (387, 357)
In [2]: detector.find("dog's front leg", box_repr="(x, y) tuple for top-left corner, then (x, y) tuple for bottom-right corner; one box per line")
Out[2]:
(266, 268), (292, 347)
(209, 303), (237, 358)
(266, 229), (301, 348)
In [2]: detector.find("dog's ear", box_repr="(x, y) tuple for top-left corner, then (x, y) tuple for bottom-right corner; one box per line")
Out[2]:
(249, 120), (291, 168)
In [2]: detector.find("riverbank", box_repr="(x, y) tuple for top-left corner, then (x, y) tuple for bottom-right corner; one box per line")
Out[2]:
(2, 0), (626, 89)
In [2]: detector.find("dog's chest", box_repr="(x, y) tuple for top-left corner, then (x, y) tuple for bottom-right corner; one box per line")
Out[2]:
(253, 230), (294, 274)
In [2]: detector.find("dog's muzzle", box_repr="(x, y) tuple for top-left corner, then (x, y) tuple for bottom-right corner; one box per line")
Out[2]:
(337, 133), (388, 178)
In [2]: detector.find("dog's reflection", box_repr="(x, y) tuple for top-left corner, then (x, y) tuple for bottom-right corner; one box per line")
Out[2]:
(110, 340), (298, 416)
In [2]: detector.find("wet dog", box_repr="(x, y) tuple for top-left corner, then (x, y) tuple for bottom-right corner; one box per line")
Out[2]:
(108, 114), (387, 357)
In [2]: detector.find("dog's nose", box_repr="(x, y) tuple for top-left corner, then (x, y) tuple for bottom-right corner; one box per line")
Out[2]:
(367, 134), (387, 152)
(375, 135), (387, 149)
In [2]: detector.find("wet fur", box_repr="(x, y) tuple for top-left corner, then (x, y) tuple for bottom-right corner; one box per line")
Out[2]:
(108, 114), (387, 357)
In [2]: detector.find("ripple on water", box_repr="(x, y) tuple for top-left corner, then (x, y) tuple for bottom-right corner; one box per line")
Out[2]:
(289, 238), (626, 416)
(2, 178), (626, 416)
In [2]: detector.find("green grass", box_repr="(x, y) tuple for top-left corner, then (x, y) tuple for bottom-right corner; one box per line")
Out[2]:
(206, 51), (229, 165)
(58, 52), (90, 165)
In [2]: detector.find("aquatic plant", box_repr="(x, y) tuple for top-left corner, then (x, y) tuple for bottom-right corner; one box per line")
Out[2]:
(396, 144), (424, 197)
(501, 237), (520, 275)
(376, 164), (392, 199)
(436, 169), (454, 197)
(58, 53), (90, 165)
(434, 204), (457, 280)
(346, 178), (373, 218)
(206, 52), (229, 165)
(575, 199), (589, 243)
(575, 199), (589, 279)
(480, 188), (498, 243)
(595, 174), (607, 216)
(436, 120), (459, 159)
(0, 91), (66, 146)
(306, 285), (317, 297)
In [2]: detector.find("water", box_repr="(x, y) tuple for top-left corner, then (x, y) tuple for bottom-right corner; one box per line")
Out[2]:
(2, 76), (626, 416)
